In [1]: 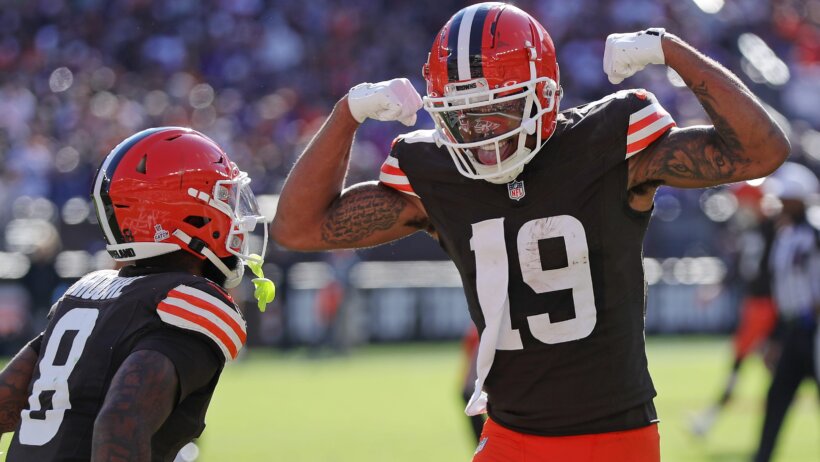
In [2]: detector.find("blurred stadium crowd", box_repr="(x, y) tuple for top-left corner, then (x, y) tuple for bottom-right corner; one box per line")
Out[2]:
(0, 0), (818, 350)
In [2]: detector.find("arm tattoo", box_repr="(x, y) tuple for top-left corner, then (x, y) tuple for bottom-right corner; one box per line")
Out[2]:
(0, 347), (38, 433)
(92, 350), (177, 462)
(631, 127), (746, 184)
(321, 186), (413, 245)
(691, 81), (744, 158)
(631, 80), (764, 188)
(648, 81), (748, 184)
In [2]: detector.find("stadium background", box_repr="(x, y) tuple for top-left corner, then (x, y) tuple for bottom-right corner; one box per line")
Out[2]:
(0, 0), (817, 460)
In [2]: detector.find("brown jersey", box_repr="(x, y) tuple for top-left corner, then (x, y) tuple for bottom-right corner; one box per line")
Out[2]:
(8, 266), (246, 461)
(380, 90), (675, 435)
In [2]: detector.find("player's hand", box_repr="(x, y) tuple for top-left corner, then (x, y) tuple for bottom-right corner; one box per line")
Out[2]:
(347, 78), (423, 126)
(603, 28), (666, 84)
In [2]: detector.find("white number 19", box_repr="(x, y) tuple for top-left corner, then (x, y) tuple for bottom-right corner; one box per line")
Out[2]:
(470, 215), (596, 349)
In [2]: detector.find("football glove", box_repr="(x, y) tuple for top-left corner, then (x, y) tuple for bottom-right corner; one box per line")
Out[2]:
(603, 28), (666, 84)
(347, 78), (423, 126)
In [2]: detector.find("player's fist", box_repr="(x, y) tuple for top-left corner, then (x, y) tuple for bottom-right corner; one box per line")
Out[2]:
(347, 78), (423, 126)
(603, 28), (666, 84)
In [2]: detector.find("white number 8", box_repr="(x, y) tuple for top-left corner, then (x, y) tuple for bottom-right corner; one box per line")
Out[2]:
(19, 308), (99, 446)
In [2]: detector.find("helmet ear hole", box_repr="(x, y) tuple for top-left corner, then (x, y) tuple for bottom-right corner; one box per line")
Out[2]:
(183, 216), (212, 228)
(136, 154), (147, 174)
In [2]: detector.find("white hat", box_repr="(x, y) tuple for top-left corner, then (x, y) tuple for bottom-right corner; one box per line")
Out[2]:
(762, 162), (820, 201)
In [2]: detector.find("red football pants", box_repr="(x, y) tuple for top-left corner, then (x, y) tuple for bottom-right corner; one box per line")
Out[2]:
(472, 418), (660, 462)
(733, 296), (777, 359)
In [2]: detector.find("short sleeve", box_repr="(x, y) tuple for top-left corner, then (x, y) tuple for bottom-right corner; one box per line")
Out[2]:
(132, 328), (221, 402)
(624, 90), (676, 159)
(26, 333), (44, 355)
(378, 135), (420, 197)
(155, 281), (247, 361)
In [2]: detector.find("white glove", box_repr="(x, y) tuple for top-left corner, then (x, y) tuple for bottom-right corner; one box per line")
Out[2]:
(347, 78), (423, 127)
(603, 28), (666, 84)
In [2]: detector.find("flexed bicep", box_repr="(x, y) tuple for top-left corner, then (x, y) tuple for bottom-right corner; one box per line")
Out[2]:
(271, 88), (431, 252)
(621, 32), (789, 193)
(629, 126), (752, 189)
(319, 182), (430, 249)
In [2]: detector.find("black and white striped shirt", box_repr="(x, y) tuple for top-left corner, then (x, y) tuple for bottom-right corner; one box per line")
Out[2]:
(769, 222), (820, 318)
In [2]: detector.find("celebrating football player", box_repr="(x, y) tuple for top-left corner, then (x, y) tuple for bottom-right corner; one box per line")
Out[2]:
(0, 127), (273, 461)
(272, 2), (789, 460)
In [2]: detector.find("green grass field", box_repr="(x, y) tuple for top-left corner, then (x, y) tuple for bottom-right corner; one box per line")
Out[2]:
(1, 337), (817, 461)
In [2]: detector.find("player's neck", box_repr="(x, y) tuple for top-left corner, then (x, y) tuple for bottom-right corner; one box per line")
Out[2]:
(133, 251), (204, 277)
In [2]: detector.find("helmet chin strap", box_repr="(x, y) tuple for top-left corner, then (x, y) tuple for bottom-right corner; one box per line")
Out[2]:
(172, 229), (244, 289)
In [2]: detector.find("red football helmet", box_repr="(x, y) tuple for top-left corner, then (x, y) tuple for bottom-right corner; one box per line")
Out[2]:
(91, 127), (266, 288)
(423, 2), (561, 184)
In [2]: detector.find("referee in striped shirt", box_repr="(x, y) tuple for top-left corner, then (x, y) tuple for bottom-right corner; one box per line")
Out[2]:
(753, 162), (820, 462)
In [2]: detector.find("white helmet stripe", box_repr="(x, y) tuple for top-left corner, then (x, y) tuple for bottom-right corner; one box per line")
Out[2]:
(456, 5), (479, 81)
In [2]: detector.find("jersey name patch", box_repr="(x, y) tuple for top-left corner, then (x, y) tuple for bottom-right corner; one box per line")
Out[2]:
(64, 272), (141, 301)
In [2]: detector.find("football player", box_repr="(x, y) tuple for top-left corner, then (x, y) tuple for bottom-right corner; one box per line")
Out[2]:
(753, 162), (820, 462)
(0, 127), (272, 461)
(690, 184), (777, 437)
(271, 3), (789, 461)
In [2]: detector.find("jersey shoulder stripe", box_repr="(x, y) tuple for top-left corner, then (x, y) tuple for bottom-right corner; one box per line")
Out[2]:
(157, 284), (246, 361)
(625, 92), (675, 159)
(379, 154), (418, 197)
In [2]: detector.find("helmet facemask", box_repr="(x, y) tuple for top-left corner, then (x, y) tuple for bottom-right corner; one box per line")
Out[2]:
(203, 171), (268, 288)
(424, 60), (560, 184)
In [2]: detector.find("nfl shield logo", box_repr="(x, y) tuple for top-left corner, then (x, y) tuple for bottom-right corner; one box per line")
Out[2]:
(507, 180), (525, 201)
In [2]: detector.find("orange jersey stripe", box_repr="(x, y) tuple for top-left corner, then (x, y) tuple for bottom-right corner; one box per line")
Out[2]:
(626, 122), (674, 155)
(158, 301), (239, 359)
(168, 289), (247, 343)
(382, 181), (415, 193)
(628, 111), (664, 135)
(380, 163), (406, 176)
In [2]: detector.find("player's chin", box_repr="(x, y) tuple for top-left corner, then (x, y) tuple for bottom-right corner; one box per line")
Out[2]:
(475, 139), (516, 166)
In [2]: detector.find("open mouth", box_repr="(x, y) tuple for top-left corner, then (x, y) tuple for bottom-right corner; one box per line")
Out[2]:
(475, 138), (515, 165)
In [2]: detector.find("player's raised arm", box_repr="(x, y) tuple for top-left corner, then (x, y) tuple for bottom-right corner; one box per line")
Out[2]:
(91, 350), (177, 462)
(604, 30), (790, 190)
(271, 79), (431, 251)
(0, 343), (38, 433)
